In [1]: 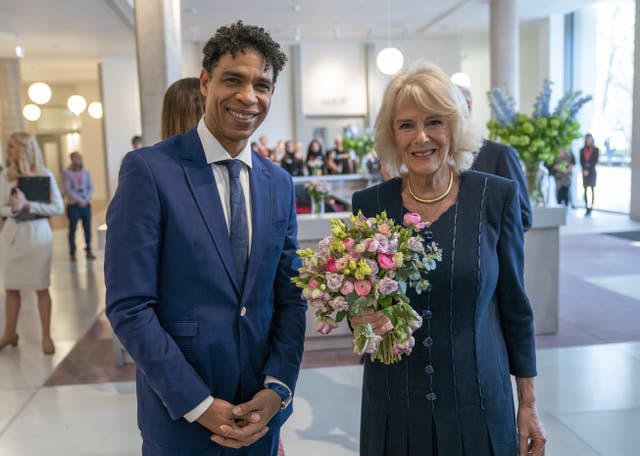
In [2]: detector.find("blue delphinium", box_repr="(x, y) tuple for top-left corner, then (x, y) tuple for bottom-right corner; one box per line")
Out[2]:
(487, 87), (516, 127)
(532, 80), (553, 118)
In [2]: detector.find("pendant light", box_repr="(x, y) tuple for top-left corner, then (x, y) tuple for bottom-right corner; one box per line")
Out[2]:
(376, 0), (404, 75)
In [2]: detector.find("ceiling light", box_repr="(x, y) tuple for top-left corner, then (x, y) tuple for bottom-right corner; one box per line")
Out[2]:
(67, 95), (87, 116)
(23, 104), (41, 122)
(451, 72), (471, 88)
(88, 102), (103, 119)
(377, 0), (404, 75)
(15, 46), (24, 59)
(28, 82), (52, 104)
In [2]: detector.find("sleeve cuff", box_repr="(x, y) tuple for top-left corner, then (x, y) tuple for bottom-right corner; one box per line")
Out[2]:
(264, 376), (291, 397)
(183, 396), (214, 423)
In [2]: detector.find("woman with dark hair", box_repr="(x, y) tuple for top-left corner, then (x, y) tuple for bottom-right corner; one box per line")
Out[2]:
(280, 140), (304, 176)
(579, 133), (599, 215)
(305, 139), (325, 175)
(161, 77), (206, 140)
(0, 132), (64, 354)
(351, 62), (546, 455)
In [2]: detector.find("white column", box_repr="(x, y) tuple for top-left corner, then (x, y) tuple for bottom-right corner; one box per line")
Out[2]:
(630, 0), (640, 220)
(490, 0), (519, 106)
(0, 58), (25, 152)
(134, 0), (182, 145)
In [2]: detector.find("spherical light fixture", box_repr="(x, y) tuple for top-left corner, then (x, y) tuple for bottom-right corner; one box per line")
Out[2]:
(23, 104), (41, 122)
(67, 95), (87, 116)
(88, 101), (103, 119)
(376, 47), (404, 75)
(451, 72), (471, 88)
(28, 82), (52, 104)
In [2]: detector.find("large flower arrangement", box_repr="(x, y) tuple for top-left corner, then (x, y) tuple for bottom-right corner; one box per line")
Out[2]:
(292, 211), (442, 364)
(487, 80), (591, 166)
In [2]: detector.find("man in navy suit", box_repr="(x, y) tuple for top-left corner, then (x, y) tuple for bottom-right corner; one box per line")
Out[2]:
(458, 85), (532, 231)
(105, 21), (306, 455)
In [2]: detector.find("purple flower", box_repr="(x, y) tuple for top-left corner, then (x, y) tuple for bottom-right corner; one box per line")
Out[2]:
(330, 296), (348, 312)
(392, 336), (415, 355)
(325, 273), (344, 292)
(374, 233), (390, 252)
(316, 317), (338, 335)
(365, 258), (379, 276)
(407, 237), (425, 252)
(363, 334), (383, 354)
(377, 277), (399, 295)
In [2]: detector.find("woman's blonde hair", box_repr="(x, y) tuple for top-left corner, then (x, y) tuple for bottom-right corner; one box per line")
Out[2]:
(6, 132), (47, 181)
(374, 62), (482, 177)
(161, 77), (206, 140)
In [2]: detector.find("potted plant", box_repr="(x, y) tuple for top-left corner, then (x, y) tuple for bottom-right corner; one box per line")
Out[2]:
(486, 81), (591, 205)
(343, 133), (376, 174)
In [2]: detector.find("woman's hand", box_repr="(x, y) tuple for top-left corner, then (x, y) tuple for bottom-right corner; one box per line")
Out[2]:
(517, 404), (547, 455)
(349, 308), (394, 336)
(516, 377), (547, 455)
(10, 188), (29, 213)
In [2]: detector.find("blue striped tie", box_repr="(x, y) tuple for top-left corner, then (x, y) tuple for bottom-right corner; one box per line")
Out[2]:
(223, 160), (249, 288)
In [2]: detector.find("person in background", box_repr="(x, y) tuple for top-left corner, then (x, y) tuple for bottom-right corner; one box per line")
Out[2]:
(269, 139), (286, 163)
(326, 136), (354, 174)
(458, 85), (532, 232)
(305, 139), (325, 175)
(580, 133), (599, 216)
(131, 135), (143, 150)
(105, 21), (305, 455)
(351, 63), (545, 455)
(280, 140), (304, 176)
(161, 77), (206, 140)
(0, 132), (64, 355)
(551, 147), (576, 207)
(258, 134), (271, 158)
(63, 151), (95, 261)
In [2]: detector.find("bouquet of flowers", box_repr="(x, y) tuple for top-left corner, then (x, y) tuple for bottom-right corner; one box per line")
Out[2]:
(307, 158), (324, 176)
(292, 211), (442, 364)
(304, 180), (331, 200)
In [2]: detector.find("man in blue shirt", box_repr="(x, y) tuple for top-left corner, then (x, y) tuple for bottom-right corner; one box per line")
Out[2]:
(62, 151), (95, 261)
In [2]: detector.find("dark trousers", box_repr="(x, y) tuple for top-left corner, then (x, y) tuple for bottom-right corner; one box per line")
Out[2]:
(67, 203), (92, 254)
(556, 186), (570, 206)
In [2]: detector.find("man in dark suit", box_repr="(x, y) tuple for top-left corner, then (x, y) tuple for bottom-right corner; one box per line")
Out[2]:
(458, 86), (532, 231)
(105, 21), (306, 455)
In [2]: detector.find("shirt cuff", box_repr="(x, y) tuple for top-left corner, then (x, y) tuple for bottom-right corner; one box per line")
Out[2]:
(183, 396), (214, 423)
(264, 376), (291, 397)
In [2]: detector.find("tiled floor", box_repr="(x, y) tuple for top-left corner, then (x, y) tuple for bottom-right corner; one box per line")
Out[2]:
(0, 207), (639, 455)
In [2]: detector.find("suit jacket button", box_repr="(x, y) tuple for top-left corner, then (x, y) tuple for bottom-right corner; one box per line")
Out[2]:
(240, 307), (247, 317)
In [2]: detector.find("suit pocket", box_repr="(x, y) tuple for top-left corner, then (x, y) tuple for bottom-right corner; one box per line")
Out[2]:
(161, 320), (199, 353)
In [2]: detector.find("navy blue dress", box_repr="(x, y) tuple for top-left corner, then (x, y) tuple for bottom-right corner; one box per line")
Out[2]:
(352, 172), (537, 456)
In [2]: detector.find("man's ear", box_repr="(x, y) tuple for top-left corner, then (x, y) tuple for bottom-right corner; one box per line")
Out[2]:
(200, 69), (210, 97)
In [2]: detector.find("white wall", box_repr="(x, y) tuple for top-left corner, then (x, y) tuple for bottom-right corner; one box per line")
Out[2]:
(254, 46), (295, 147)
(181, 41), (202, 78)
(461, 33), (491, 135)
(77, 82), (108, 202)
(100, 57), (141, 198)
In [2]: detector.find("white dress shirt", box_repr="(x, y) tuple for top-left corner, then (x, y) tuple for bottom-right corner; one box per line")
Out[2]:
(183, 119), (290, 423)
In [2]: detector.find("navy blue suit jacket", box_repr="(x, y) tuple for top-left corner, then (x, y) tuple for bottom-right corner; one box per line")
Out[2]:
(105, 128), (307, 453)
(472, 140), (532, 231)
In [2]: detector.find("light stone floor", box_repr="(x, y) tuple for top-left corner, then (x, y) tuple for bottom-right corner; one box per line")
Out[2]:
(0, 209), (639, 455)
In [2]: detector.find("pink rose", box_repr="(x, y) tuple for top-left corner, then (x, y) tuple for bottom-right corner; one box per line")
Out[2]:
(403, 212), (426, 230)
(378, 252), (396, 270)
(308, 278), (321, 289)
(392, 336), (415, 355)
(363, 238), (379, 253)
(349, 252), (362, 262)
(354, 280), (372, 296)
(342, 237), (356, 251)
(326, 257), (338, 273)
(340, 280), (355, 295)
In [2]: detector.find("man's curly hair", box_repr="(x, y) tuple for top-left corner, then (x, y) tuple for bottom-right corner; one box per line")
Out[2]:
(202, 21), (287, 83)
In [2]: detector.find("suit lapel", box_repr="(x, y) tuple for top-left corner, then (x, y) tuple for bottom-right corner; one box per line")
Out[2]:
(242, 156), (271, 302)
(180, 129), (240, 297)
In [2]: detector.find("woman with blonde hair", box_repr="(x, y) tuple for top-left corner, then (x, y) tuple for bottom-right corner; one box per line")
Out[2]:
(0, 132), (64, 354)
(351, 63), (546, 455)
(161, 77), (206, 140)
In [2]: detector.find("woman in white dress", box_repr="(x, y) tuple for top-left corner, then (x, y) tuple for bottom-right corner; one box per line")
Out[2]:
(0, 132), (64, 354)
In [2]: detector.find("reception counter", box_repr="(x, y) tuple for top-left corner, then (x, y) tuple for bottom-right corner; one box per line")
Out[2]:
(297, 204), (567, 350)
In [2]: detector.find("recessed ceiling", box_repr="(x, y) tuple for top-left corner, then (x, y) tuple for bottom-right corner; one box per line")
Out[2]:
(0, 0), (623, 82)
